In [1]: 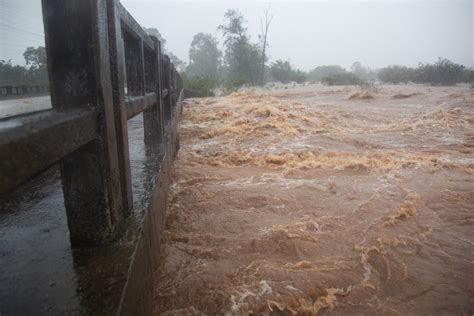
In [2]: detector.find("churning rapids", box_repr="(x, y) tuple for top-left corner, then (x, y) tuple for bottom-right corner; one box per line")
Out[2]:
(154, 84), (474, 315)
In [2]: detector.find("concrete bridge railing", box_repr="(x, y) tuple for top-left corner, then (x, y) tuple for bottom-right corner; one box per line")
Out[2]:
(0, 0), (183, 314)
(0, 85), (50, 99)
(1, 0), (182, 246)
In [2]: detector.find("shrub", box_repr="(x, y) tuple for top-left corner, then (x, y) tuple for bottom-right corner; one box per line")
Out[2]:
(222, 76), (247, 94)
(416, 58), (465, 85)
(378, 65), (416, 84)
(182, 73), (218, 97)
(270, 59), (307, 84)
(307, 65), (345, 82)
(465, 69), (474, 86)
(290, 70), (307, 84)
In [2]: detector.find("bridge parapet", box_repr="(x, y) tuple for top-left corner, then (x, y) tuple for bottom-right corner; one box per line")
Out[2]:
(0, 85), (50, 99)
(0, 0), (183, 314)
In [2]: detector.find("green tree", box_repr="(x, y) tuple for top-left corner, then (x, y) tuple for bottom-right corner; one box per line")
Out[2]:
(218, 9), (247, 46)
(350, 61), (377, 83)
(218, 9), (261, 85)
(23, 46), (48, 86)
(186, 33), (221, 78)
(258, 5), (274, 85)
(417, 58), (465, 85)
(290, 69), (307, 84)
(307, 65), (346, 82)
(0, 60), (27, 86)
(270, 59), (292, 83)
(377, 58), (467, 86)
(465, 68), (474, 86)
(378, 65), (416, 84)
(23, 46), (46, 69)
(270, 59), (306, 83)
(351, 61), (365, 79)
(0, 46), (49, 86)
(181, 72), (218, 97)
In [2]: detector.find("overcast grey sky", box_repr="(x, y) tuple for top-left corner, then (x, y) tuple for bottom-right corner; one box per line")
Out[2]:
(1, 0), (472, 70)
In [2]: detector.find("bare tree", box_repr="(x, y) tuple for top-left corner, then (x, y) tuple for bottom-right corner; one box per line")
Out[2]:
(259, 4), (274, 85)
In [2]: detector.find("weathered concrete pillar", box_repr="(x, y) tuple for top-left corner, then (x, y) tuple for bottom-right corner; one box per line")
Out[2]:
(162, 56), (172, 125)
(143, 38), (164, 146)
(170, 66), (176, 109)
(107, 0), (133, 213)
(42, 0), (125, 246)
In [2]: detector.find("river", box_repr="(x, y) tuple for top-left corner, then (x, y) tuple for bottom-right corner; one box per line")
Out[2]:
(154, 84), (474, 315)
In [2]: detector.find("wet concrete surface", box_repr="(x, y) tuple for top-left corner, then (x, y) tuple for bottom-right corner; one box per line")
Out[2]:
(0, 96), (52, 119)
(0, 113), (163, 315)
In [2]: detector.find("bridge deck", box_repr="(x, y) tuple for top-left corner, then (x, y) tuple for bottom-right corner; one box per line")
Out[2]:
(154, 84), (474, 315)
(0, 113), (163, 314)
(0, 96), (52, 119)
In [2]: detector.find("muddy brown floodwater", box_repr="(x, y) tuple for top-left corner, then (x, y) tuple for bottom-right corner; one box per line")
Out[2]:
(153, 84), (474, 315)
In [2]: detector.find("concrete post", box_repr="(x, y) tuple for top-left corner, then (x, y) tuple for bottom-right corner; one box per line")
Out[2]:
(42, 0), (125, 246)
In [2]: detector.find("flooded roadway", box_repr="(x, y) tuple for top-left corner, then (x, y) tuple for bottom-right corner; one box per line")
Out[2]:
(154, 84), (474, 315)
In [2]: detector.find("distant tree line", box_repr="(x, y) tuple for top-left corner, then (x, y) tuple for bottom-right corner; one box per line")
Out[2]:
(3, 26), (473, 98)
(0, 46), (48, 86)
(378, 58), (473, 86)
(178, 8), (473, 96)
(308, 58), (474, 86)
